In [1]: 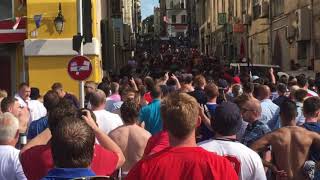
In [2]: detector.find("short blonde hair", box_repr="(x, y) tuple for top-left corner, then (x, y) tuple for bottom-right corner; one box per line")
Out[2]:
(161, 93), (199, 139)
(0, 89), (7, 98)
(0, 112), (19, 142)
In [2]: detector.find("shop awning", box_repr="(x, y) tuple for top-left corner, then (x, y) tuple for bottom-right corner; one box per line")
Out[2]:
(0, 17), (26, 44)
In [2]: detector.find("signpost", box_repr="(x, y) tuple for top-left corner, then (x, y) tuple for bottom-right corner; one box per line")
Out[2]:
(218, 13), (227, 25)
(77, 0), (84, 108)
(67, 55), (92, 81)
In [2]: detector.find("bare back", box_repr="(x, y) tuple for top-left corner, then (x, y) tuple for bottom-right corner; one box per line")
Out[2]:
(109, 124), (151, 173)
(264, 126), (320, 180)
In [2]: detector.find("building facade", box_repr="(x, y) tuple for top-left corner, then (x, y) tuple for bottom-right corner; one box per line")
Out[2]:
(196, 0), (320, 71)
(197, 0), (247, 61)
(25, 0), (103, 96)
(154, 7), (161, 36)
(165, 0), (188, 37)
(270, 0), (320, 71)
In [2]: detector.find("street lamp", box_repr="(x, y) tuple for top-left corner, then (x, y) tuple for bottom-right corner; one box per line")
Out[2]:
(54, 2), (65, 34)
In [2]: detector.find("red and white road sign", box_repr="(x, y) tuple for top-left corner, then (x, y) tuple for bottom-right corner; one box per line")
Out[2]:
(67, 55), (92, 81)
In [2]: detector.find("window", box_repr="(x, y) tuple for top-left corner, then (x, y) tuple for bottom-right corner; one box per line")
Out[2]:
(252, 0), (260, 19)
(298, 41), (307, 60)
(172, 15), (176, 23)
(181, 2), (185, 9)
(181, 15), (186, 23)
(272, 0), (284, 17)
(170, 1), (174, 9)
(0, 0), (13, 20)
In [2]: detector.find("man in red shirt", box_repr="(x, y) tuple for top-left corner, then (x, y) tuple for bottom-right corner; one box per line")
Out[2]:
(20, 100), (124, 180)
(127, 93), (237, 180)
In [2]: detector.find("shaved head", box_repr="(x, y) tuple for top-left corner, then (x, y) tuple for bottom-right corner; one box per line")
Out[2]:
(241, 97), (262, 123)
(245, 98), (262, 113)
(255, 85), (270, 100)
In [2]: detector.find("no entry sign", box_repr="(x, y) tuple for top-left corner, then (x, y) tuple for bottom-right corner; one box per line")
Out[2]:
(67, 55), (92, 81)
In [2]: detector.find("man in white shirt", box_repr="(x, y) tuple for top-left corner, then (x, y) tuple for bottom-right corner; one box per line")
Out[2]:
(28, 87), (47, 121)
(1, 97), (29, 134)
(0, 112), (27, 180)
(14, 83), (31, 108)
(198, 102), (266, 180)
(90, 89), (123, 134)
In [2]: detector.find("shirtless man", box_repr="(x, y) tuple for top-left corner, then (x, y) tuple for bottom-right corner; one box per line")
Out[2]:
(109, 100), (151, 176)
(251, 100), (320, 180)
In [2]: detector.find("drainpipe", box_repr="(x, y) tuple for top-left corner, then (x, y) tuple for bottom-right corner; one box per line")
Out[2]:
(310, 0), (314, 69)
(269, 0), (273, 66)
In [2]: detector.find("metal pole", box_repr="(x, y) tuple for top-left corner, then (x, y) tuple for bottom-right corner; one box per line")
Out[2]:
(77, 0), (85, 108)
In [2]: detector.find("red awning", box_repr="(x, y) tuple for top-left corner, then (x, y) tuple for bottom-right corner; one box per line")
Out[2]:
(0, 17), (26, 44)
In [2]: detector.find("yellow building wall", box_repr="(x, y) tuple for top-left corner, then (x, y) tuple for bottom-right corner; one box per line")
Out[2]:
(26, 0), (97, 39)
(26, 0), (102, 97)
(28, 56), (101, 97)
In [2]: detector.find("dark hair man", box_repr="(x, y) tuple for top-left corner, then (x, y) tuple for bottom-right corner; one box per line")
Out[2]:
(251, 100), (320, 180)
(27, 90), (60, 140)
(84, 81), (97, 108)
(42, 117), (96, 179)
(302, 97), (320, 174)
(139, 86), (163, 135)
(1, 97), (29, 134)
(199, 102), (266, 180)
(188, 75), (207, 105)
(272, 83), (289, 107)
(15, 83), (31, 108)
(51, 82), (80, 109)
(294, 89), (308, 125)
(20, 100), (125, 180)
(127, 93), (237, 180)
(109, 100), (151, 176)
(297, 74), (318, 97)
(197, 83), (219, 142)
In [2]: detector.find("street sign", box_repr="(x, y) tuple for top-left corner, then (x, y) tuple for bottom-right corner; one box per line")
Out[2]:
(67, 55), (92, 81)
(218, 13), (227, 25)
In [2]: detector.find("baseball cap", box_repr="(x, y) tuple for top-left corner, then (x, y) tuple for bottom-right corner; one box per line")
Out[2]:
(213, 102), (242, 136)
(233, 76), (241, 84)
(217, 79), (229, 89)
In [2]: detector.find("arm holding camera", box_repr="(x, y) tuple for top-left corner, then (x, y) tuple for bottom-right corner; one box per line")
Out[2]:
(81, 110), (125, 169)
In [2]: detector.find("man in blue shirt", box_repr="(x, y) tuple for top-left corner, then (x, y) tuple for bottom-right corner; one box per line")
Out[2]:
(239, 97), (271, 147)
(139, 86), (162, 135)
(42, 116), (96, 180)
(27, 90), (60, 140)
(255, 85), (280, 130)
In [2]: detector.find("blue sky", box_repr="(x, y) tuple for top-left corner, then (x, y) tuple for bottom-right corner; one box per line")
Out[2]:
(141, 0), (159, 20)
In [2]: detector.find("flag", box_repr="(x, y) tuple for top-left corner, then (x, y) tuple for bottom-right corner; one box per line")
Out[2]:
(12, 17), (22, 30)
(34, 15), (42, 29)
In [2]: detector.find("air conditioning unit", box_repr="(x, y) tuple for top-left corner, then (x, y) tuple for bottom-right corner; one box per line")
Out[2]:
(295, 8), (311, 41)
(243, 14), (252, 25)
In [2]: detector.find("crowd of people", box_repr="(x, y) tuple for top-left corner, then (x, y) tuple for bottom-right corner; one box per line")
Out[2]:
(1, 50), (320, 180)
